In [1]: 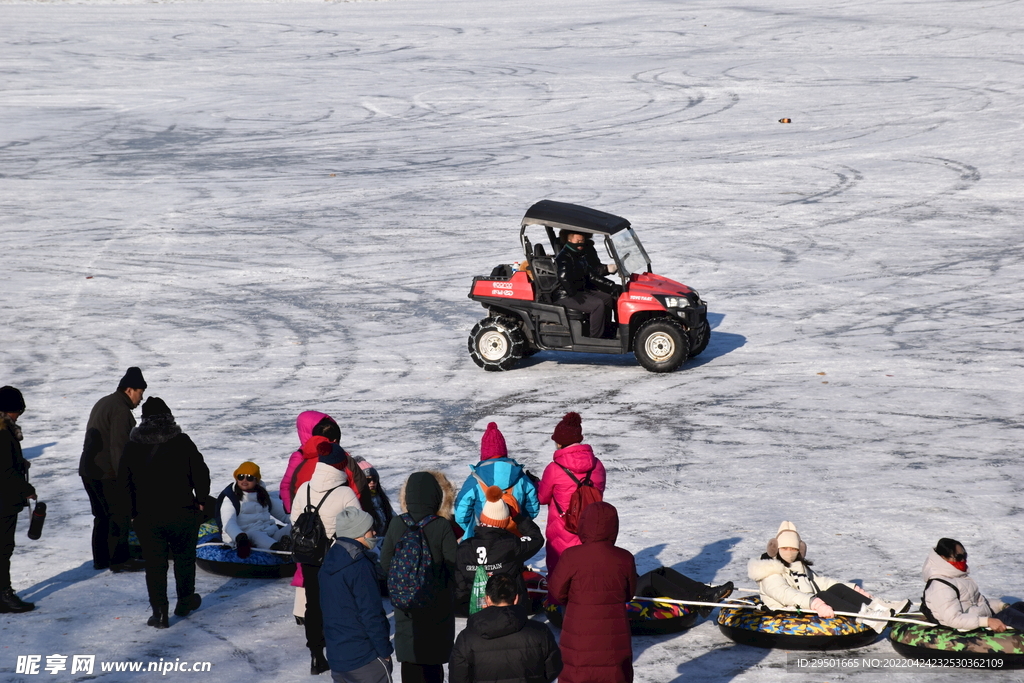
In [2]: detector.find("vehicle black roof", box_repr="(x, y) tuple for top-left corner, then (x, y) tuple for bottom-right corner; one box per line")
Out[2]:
(521, 200), (631, 235)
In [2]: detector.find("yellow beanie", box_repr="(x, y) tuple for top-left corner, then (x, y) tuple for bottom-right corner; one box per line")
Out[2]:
(234, 461), (261, 480)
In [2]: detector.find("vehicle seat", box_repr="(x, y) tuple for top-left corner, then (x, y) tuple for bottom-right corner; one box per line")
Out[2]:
(530, 243), (560, 304)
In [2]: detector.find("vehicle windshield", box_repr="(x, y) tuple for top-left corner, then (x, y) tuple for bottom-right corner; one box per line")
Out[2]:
(609, 228), (650, 275)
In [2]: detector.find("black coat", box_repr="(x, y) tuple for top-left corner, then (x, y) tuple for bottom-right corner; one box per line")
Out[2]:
(118, 415), (210, 519)
(554, 245), (618, 302)
(449, 604), (562, 683)
(380, 472), (458, 664)
(454, 515), (544, 614)
(0, 415), (34, 516)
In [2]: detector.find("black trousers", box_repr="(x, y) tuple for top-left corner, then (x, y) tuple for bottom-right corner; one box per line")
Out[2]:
(302, 562), (325, 651)
(134, 513), (199, 612)
(1, 513), (17, 591)
(82, 477), (131, 568)
(994, 602), (1024, 631)
(560, 290), (616, 338)
(636, 566), (708, 601)
(816, 584), (872, 613)
(401, 663), (443, 683)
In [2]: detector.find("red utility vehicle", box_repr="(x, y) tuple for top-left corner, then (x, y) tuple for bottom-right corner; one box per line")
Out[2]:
(468, 201), (709, 372)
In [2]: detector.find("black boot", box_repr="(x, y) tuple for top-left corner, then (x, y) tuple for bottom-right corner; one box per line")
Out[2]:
(697, 581), (735, 617)
(110, 557), (147, 573)
(173, 593), (202, 617)
(310, 648), (329, 675)
(0, 589), (35, 613)
(147, 608), (169, 629)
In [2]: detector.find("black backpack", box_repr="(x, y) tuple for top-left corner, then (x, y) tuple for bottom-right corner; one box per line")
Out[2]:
(291, 486), (341, 566)
(920, 578), (960, 624)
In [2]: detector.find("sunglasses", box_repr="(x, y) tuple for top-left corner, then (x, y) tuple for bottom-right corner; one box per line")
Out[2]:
(236, 474), (258, 482)
(953, 552), (968, 562)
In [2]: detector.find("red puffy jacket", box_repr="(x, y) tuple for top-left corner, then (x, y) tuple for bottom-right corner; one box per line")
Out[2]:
(548, 502), (637, 683)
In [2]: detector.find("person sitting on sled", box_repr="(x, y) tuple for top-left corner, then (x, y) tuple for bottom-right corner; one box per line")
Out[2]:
(921, 537), (1024, 632)
(748, 521), (910, 633)
(217, 461), (291, 557)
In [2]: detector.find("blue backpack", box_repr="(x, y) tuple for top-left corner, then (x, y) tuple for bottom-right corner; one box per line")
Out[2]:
(387, 513), (441, 610)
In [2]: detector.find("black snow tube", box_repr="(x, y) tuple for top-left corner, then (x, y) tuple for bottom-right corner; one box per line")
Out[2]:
(717, 599), (877, 650)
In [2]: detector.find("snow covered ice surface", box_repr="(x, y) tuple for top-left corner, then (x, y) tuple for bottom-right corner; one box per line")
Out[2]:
(2, 0), (1024, 679)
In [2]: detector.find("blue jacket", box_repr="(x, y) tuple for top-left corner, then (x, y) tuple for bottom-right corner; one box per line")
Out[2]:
(320, 537), (393, 672)
(454, 458), (540, 539)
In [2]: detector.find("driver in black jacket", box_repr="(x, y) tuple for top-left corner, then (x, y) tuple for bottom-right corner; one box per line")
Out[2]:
(554, 232), (620, 338)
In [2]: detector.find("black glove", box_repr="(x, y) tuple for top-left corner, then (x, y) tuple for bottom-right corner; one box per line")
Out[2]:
(235, 533), (252, 559)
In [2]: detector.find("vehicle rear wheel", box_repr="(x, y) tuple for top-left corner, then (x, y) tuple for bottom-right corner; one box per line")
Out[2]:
(468, 316), (526, 371)
(689, 321), (711, 357)
(634, 318), (690, 372)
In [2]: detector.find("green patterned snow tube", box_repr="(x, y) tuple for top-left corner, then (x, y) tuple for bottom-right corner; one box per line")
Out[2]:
(889, 621), (1024, 668)
(717, 600), (876, 650)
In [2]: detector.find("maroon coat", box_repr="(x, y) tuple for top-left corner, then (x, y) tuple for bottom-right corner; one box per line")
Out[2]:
(548, 502), (637, 683)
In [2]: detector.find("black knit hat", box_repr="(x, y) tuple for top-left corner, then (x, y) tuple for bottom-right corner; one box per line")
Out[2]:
(0, 386), (25, 413)
(117, 367), (147, 391)
(141, 396), (172, 418)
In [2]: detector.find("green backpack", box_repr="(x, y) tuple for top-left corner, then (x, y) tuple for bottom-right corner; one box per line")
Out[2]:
(469, 565), (490, 615)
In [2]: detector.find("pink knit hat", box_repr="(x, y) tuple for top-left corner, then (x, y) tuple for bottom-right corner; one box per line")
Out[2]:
(480, 422), (508, 461)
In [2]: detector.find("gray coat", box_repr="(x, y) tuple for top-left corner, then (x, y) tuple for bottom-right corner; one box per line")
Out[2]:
(79, 391), (136, 480)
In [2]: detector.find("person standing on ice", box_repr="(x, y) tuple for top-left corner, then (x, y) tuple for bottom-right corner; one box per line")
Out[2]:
(537, 412), (606, 577)
(547, 502), (636, 683)
(748, 521), (910, 634)
(320, 507), (393, 683)
(449, 573), (562, 683)
(291, 443), (361, 675)
(281, 411), (341, 514)
(80, 366), (148, 573)
(453, 422), (539, 540)
(217, 461), (291, 556)
(119, 397), (210, 628)
(920, 537), (1024, 632)
(453, 488), (543, 616)
(0, 386), (37, 614)
(381, 471), (458, 683)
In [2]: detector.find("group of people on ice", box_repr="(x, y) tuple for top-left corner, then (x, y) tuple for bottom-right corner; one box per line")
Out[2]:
(3, 369), (1024, 683)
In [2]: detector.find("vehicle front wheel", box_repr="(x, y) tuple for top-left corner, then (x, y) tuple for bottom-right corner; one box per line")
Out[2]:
(468, 317), (526, 371)
(633, 318), (690, 372)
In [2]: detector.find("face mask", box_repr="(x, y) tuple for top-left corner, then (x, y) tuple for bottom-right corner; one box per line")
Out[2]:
(570, 241), (586, 252)
(363, 535), (379, 551)
(950, 559), (968, 572)
(779, 548), (799, 564)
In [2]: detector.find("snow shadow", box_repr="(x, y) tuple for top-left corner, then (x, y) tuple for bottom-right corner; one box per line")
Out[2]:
(671, 536), (742, 585)
(20, 560), (100, 602)
(671, 643), (770, 682)
(22, 441), (58, 460)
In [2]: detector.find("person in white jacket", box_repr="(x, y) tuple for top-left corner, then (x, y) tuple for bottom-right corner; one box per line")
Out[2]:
(217, 462), (291, 555)
(748, 521), (909, 633)
(921, 538), (1024, 632)
(290, 445), (360, 675)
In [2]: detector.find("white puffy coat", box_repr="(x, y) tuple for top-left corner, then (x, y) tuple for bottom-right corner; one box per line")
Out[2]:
(220, 490), (290, 544)
(921, 550), (1006, 630)
(748, 556), (848, 610)
(290, 462), (359, 540)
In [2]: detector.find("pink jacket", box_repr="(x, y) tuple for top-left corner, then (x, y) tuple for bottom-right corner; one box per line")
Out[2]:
(280, 410), (331, 514)
(538, 443), (606, 575)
